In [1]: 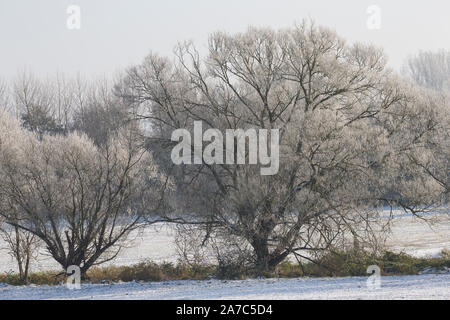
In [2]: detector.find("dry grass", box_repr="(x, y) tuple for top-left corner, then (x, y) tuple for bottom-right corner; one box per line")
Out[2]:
(1, 249), (448, 285)
(277, 249), (450, 277)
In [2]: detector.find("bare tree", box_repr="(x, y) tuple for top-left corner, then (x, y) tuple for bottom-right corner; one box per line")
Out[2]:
(0, 108), (39, 283)
(72, 78), (130, 146)
(0, 220), (40, 284)
(402, 51), (450, 197)
(122, 23), (446, 273)
(12, 71), (63, 138)
(11, 72), (132, 145)
(0, 110), (165, 278)
(53, 72), (77, 134)
(403, 50), (450, 92)
(0, 79), (11, 113)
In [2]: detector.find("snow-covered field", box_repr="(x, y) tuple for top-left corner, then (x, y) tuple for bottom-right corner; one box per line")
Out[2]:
(0, 211), (448, 299)
(0, 223), (179, 273)
(0, 274), (448, 300)
(387, 213), (450, 257)
(0, 212), (449, 274)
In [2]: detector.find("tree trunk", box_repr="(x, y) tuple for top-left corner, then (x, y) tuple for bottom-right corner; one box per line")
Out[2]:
(253, 238), (290, 275)
(14, 226), (25, 283)
(253, 239), (274, 275)
(24, 251), (30, 285)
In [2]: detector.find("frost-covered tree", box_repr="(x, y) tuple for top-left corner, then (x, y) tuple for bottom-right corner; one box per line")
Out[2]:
(0, 79), (10, 113)
(72, 78), (130, 147)
(9, 71), (128, 144)
(12, 72), (64, 138)
(0, 221), (40, 284)
(0, 110), (164, 277)
(0, 108), (40, 283)
(403, 50), (450, 92)
(122, 23), (446, 273)
(402, 50), (450, 198)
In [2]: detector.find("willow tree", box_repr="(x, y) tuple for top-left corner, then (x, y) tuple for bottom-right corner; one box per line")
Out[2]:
(0, 110), (164, 277)
(122, 23), (446, 273)
(403, 50), (450, 196)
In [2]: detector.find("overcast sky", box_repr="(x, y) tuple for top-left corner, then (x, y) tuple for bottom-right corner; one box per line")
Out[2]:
(1, 0), (449, 80)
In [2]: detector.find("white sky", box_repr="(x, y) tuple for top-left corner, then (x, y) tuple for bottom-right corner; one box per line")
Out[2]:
(1, 0), (449, 80)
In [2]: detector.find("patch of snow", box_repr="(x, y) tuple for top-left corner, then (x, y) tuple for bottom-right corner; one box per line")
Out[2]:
(0, 212), (448, 274)
(418, 267), (450, 275)
(0, 274), (448, 300)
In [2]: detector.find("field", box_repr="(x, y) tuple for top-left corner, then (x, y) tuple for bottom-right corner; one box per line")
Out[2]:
(0, 211), (449, 299)
(0, 274), (448, 300)
(2, 211), (449, 273)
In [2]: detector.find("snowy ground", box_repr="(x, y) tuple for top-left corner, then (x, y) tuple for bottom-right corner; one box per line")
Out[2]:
(0, 274), (448, 300)
(387, 212), (450, 257)
(0, 212), (449, 274)
(0, 211), (448, 300)
(0, 223), (179, 273)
